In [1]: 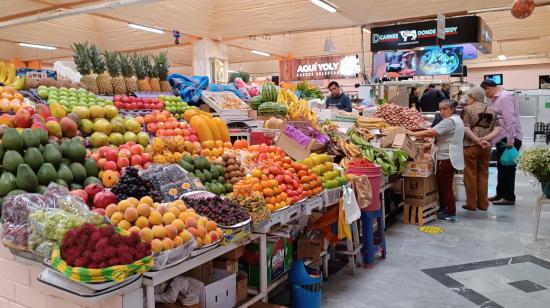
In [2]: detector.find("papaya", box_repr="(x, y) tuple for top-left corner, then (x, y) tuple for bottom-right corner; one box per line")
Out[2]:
(3, 150), (24, 173)
(2, 128), (23, 150)
(16, 164), (38, 192)
(0, 172), (16, 196)
(183, 109), (199, 122)
(43, 144), (62, 167)
(207, 117), (222, 141)
(190, 115), (213, 142)
(84, 159), (99, 177)
(65, 139), (86, 162)
(212, 117), (230, 142)
(69, 162), (87, 184)
(37, 163), (58, 186)
(24, 147), (44, 171)
(57, 164), (73, 184)
(22, 129), (40, 148)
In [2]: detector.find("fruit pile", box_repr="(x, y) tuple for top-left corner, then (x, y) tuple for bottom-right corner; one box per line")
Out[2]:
(39, 86), (114, 111)
(110, 167), (163, 202)
(144, 110), (198, 140)
(160, 95), (194, 119)
(0, 86), (27, 113)
(0, 63), (26, 90)
(151, 136), (198, 164)
(217, 152), (245, 185)
(105, 198), (222, 251)
(198, 140), (232, 159)
(288, 162), (323, 198)
(183, 196), (250, 226)
(179, 155), (232, 195)
(69, 183), (117, 215)
(0, 129), (101, 198)
(227, 192), (270, 223)
(60, 223), (151, 268)
(185, 111), (230, 143)
(113, 95), (163, 110)
(90, 142), (152, 185)
(79, 109), (146, 149)
(302, 153), (348, 189)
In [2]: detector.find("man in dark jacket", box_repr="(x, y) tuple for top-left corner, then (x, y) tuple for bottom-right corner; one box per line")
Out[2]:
(325, 81), (352, 112)
(419, 84), (446, 112)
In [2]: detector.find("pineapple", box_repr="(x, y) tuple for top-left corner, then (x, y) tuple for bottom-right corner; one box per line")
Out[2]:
(148, 55), (161, 92)
(119, 53), (138, 94)
(89, 44), (112, 95)
(131, 54), (151, 92)
(153, 51), (172, 92)
(71, 42), (98, 94)
(104, 51), (126, 95)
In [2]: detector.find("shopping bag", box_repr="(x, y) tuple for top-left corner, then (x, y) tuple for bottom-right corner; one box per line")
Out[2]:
(342, 185), (361, 224)
(500, 147), (520, 166)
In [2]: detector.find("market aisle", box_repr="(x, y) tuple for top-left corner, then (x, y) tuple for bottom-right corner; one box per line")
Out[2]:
(321, 169), (550, 308)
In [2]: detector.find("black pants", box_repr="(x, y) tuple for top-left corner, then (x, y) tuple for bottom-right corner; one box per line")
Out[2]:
(495, 138), (522, 201)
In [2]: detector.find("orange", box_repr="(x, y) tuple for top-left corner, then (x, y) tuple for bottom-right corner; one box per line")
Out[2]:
(263, 188), (274, 197)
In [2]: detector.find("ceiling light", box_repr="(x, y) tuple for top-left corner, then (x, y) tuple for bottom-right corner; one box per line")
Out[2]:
(310, 0), (337, 13)
(251, 50), (270, 57)
(498, 54), (507, 60)
(18, 42), (57, 50)
(362, 28), (371, 33)
(128, 23), (164, 34)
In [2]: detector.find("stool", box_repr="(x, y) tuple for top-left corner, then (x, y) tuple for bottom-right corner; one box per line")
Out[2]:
(533, 195), (550, 240)
(360, 209), (386, 266)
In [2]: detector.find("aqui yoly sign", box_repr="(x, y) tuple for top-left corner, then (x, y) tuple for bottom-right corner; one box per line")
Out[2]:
(370, 16), (492, 54)
(279, 55), (359, 81)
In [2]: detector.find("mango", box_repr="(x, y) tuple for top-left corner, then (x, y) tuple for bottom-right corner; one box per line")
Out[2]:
(45, 120), (62, 138)
(49, 102), (66, 120)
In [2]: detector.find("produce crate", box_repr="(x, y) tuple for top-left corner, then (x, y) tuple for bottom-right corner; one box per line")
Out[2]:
(201, 91), (249, 120)
(251, 205), (299, 233)
(322, 186), (343, 207)
(299, 195), (323, 216)
(220, 219), (251, 246)
(403, 201), (438, 225)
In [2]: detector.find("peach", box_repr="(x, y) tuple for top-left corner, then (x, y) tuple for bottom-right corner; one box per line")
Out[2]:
(127, 197), (139, 207)
(152, 225), (166, 239)
(135, 216), (149, 229)
(179, 230), (192, 243)
(123, 207), (138, 222)
(165, 225), (178, 239)
(172, 236), (183, 247)
(162, 238), (174, 251)
(168, 206), (180, 217)
(148, 211), (162, 225)
(205, 220), (217, 232)
(140, 227), (154, 243)
(110, 212), (123, 225)
(139, 196), (153, 206)
(118, 220), (131, 230)
(137, 203), (151, 217)
(151, 239), (162, 254)
(202, 234), (212, 245)
(185, 217), (197, 229)
(186, 227), (198, 237)
(163, 212), (176, 225)
(105, 204), (118, 218)
(208, 230), (218, 242)
(197, 226), (207, 238)
(128, 226), (140, 234)
(117, 200), (131, 212)
(171, 219), (185, 232)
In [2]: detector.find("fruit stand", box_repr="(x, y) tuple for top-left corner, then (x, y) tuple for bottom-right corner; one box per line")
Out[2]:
(0, 40), (431, 308)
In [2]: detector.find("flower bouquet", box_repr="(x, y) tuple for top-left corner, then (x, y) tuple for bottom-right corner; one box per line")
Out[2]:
(518, 147), (550, 197)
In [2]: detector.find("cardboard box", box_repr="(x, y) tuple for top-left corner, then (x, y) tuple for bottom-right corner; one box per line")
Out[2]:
(297, 237), (322, 261)
(236, 273), (248, 304)
(221, 245), (245, 260)
(186, 261), (213, 284)
(203, 269), (236, 308)
(381, 127), (420, 160)
(274, 121), (326, 160)
(404, 175), (438, 206)
(245, 237), (293, 289)
(250, 129), (280, 146)
(402, 161), (435, 177)
(213, 259), (239, 274)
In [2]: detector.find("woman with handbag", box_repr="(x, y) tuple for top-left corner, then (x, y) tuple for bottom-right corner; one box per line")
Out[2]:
(461, 87), (501, 211)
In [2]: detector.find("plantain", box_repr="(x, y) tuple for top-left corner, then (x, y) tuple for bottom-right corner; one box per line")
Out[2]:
(0, 62), (6, 83)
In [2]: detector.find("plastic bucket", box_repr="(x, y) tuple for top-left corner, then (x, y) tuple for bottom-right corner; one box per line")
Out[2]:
(289, 260), (323, 308)
(347, 166), (381, 212)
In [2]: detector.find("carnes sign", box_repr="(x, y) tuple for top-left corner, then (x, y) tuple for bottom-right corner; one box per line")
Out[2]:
(280, 55), (359, 81)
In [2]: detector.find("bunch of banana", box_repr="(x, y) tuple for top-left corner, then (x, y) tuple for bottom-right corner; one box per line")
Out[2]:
(276, 88), (298, 106)
(288, 98), (318, 129)
(339, 156), (351, 169)
(339, 139), (362, 158)
(347, 127), (374, 141)
(0, 62), (26, 90)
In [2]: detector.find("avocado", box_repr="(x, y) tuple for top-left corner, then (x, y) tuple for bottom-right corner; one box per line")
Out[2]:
(37, 163), (58, 186)
(194, 170), (205, 182)
(7, 189), (27, 196)
(35, 128), (48, 145)
(83, 176), (101, 186)
(83, 159), (99, 177)
(24, 147), (44, 172)
(65, 140), (86, 162)
(178, 160), (194, 172)
(69, 162), (87, 184)
(2, 128), (23, 151)
(193, 157), (202, 171)
(15, 164), (38, 192)
(3, 150), (24, 173)
(203, 170), (212, 182)
(42, 144), (62, 167)
(210, 166), (219, 179)
(37, 185), (47, 194)
(218, 176), (225, 184)
(57, 164), (73, 184)
(0, 172), (16, 196)
(183, 154), (193, 164)
(22, 129), (40, 148)
(224, 183), (233, 193)
(55, 179), (68, 188)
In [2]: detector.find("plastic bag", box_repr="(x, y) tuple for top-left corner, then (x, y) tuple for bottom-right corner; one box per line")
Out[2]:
(342, 185), (361, 224)
(500, 147), (520, 166)
(154, 276), (203, 305)
(152, 238), (194, 271)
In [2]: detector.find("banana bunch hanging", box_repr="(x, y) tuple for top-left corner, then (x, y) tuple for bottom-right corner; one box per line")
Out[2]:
(0, 62), (26, 90)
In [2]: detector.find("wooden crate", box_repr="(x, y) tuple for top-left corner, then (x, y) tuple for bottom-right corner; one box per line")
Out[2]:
(403, 202), (438, 225)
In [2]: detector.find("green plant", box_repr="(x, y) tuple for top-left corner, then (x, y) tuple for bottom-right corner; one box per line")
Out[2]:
(228, 71), (250, 83)
(518, 147), (550, 183)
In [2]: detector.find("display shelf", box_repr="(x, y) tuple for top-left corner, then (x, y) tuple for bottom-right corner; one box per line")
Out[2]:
(251, 205), (300, 233)
(299, 195), (324, 216)
(142, 233), (265, 308)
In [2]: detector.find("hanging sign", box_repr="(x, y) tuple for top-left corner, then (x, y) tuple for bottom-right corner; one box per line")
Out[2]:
(437, 13), (446, 40)
(370, 16), (492, 53)
(279, 55), (359, 81)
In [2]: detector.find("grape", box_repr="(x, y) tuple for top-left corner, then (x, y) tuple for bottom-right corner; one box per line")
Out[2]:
(28, 209), (87, 248)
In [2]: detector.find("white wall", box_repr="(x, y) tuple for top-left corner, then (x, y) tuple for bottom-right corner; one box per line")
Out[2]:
(229, 60), (279, 77)
(465, 64), (550, 90)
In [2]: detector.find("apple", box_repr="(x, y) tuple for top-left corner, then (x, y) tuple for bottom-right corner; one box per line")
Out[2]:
(130, 144), (142, 155)
(131, 155), (142, 166)
(104, 160), (117, 171)
(122, 96), (129, 103)
(117, 157), (129, 168)
(118, 148), (131, 158)
(92, 208), (106, 216)
(69, 189), (88, 203)
(105, 149), (118, 162)
(141, 153), (152, 163)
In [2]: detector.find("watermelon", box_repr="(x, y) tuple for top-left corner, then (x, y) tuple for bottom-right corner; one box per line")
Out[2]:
(261, 82), (277, 102)
(258, 102), (280, 115)
(277, 104), (288, 116)
(249, 95), (264, 110)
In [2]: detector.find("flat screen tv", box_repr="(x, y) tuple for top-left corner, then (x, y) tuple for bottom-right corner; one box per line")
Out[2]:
(416, 46), (464, 76)
(484, 74), (503, 85)
(371, 50), (417, 79)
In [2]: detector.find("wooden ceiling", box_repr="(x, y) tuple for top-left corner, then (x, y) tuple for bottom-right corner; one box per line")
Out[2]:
(0, 0), (549, 67)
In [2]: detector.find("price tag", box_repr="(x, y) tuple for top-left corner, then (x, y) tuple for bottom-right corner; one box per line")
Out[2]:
(371, 139), (381, 148)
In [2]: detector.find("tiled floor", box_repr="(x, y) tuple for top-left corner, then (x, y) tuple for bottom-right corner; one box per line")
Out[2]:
(321, 141), (550, 308)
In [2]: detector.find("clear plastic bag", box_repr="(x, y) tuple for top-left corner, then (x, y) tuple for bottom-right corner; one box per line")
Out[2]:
(28, 208), (86, 243)
(152, 238), (194, 271)
(343, 185), (361, 224)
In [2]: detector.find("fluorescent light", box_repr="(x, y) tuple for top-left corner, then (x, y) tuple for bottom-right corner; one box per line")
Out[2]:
(128, 23), (164, 34)
(362, 28), (371, 33)
(498, 54), (507, 60)
(251, 50), (270, 57)
(18, 42), (56, 50)
(310, 0), (336, 13)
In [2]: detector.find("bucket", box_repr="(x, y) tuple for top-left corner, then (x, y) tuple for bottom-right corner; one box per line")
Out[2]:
(288, 260), (323, 308)
(347, 165), (381, 212)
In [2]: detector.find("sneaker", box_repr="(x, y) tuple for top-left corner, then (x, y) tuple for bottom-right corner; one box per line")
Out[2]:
(488, 195), (501, 202)
(492, 199), (515, 206)
(444, 216), (458, 222)
(437, 211), (449, 220)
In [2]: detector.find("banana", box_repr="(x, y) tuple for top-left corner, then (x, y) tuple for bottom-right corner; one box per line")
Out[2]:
(10, 76), (26, 91)
(0, 62), (6, 83)
(5, 63), (15, 84)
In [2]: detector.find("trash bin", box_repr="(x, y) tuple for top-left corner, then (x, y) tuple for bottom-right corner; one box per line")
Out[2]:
(288, 260), (323, 308)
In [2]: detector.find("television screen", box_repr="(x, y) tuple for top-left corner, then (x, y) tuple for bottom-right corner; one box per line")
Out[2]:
(484, 74), (503, 85)
(448, 44), (477, 60)
(371, 50), (417, 79)
(416, 46), (464, 76)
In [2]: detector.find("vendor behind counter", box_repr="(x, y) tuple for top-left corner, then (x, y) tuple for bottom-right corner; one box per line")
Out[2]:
(325, 81), (352, 112)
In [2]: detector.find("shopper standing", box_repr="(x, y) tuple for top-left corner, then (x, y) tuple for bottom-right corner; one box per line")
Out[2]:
(461, 87), (501, 211)
(408, 100), (464, 221)
(419, 84), (446, 112)
(481, 80), (523, 205)
(325, 81), (352, 112)
(409, 87), (420, 110)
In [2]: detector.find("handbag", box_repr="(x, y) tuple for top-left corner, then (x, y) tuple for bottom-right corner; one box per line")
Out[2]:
(500, 147), (520, 166)
(471, 105), (493, 129)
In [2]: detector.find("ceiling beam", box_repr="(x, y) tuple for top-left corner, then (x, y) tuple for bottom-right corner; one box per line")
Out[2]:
(0, 0), (102, 22)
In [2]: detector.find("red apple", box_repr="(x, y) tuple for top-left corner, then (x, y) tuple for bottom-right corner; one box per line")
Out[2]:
(131, 155), (142, 166)
(114, 95), (122, 101)
(130, 144), (142, 155)
(93, 191), (117, 209)
(90, 153), (101, 161)
(105, 149), (118, 162)
(104, 160), (117, 171)
(85, 184), (105, 202)
(126, 141), (136, 146)
(69, 189), (89, 203)
(97, 158), (107, 169)
(98, 146), (110, 157)
(141, 152), (152, 163)
(117, 157), (129, 168)
(122, 95), (129, 103)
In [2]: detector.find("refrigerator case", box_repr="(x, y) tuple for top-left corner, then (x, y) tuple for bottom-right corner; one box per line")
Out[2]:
(516, 95), (537, 138)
